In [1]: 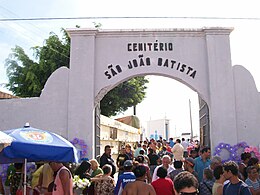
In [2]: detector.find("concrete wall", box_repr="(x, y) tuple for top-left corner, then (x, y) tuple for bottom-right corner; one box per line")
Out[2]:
(0, 67), (69, 137)
(233, 65), (260, 144)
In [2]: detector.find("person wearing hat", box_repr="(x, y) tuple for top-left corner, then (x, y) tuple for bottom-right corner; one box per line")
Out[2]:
(184, 157), (199, 181)
(114, 160), (136, 195)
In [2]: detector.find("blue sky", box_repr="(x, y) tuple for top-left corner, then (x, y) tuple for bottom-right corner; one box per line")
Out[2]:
(1, 0), (260, 137)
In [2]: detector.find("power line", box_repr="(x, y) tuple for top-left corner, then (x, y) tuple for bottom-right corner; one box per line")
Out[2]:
(0, 6), (69, 59)
(1, 16), (260, 22)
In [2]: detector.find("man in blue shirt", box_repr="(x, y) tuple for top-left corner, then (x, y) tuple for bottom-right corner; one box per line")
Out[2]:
(134, 143), (142, 158)
(223, 161), (252, 195)
(114, 160), (136, 195)
(169, 138), (175, 148)
(194, 147), (211, 182)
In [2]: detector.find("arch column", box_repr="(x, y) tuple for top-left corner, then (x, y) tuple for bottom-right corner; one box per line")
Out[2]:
(204, 28), (238, 148)
(67, 29), (97, 159)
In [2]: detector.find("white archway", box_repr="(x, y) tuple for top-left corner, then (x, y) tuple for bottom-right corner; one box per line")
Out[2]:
(1, 28), (260, 160)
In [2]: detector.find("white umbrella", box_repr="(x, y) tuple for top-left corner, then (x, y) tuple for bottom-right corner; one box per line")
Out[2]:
(0, 131), (14, 152)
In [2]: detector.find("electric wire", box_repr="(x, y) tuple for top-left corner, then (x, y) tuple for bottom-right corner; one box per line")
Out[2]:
(1, 16), (260, 22)
(0, 6), (70, 59)
(1, 13), (260, 61)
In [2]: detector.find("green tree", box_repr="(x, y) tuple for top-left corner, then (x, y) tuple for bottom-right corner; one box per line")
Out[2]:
(100, 77), (148, 116)
(5, 29), (148, 116)
(5, 30), (70, 97)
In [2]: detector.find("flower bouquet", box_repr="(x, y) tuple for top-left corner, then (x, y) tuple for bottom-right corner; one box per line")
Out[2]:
(73, 175), (91, 195)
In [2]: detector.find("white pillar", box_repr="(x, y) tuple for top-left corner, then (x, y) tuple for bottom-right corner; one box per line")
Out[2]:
(204, 28), (238, 148)
(67, 29), (97, 159)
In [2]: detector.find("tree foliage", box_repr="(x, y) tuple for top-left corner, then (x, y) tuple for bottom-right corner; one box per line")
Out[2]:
(100, 77), (148, 116)
(5, 30), (70, 97)
(5, 29), (148, 116)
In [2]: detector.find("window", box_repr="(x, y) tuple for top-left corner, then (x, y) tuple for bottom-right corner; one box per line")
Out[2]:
(110, 127), (117, 140)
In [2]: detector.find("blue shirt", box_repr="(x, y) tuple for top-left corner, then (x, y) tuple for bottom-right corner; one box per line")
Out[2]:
(134, 147), (142, 157)
(194, 156), (211, 182)
(169, 140), (175, 148)
(114, 172), (136, 195)
(223, 181), (252, 195)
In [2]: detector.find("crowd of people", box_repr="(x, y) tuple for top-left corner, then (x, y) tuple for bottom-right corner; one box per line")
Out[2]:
(0, 137), (259, 195)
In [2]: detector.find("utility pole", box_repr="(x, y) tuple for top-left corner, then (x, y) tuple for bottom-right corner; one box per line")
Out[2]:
(189, 99), (193, 140)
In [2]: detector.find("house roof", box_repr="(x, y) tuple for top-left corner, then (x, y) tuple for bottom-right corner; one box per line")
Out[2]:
(0, 91), (17, 99)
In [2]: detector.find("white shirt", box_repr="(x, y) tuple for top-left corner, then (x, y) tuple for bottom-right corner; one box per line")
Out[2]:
(152, 164), (175, 182)
(181, 141), (189, 151)
(171, 143), (184, 161)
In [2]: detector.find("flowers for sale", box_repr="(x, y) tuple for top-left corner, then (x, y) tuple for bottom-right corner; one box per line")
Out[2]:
(73, 175), (90, 189)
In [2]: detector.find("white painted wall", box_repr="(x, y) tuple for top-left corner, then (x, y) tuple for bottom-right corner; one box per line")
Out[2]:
(147, 119), (169, 140)
(1, 28), (260, 160)
(0, 67), (69, 137)
(233, 65), (260, 144)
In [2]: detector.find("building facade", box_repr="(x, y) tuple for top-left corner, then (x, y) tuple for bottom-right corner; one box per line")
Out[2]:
(100, 115), (139, 159)
(147, 118), (170, 140)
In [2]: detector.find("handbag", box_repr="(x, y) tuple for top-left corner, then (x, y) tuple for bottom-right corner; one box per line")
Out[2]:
(16, 187), (32, 195)
(16, 176), (32, 195)
(16, 189), (23, 195)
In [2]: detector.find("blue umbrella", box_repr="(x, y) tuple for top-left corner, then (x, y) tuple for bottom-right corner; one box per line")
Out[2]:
(0, 124), (79, 194)
(2, 125), (79, 163)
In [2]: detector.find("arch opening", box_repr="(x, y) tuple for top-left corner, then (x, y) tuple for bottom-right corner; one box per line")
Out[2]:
(96, 75), (210, 157)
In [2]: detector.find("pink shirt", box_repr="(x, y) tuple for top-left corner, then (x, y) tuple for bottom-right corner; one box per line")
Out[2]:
(53, 166), (73, 195)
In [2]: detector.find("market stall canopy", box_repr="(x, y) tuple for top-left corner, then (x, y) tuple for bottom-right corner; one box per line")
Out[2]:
(1, 124), (79, 163)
